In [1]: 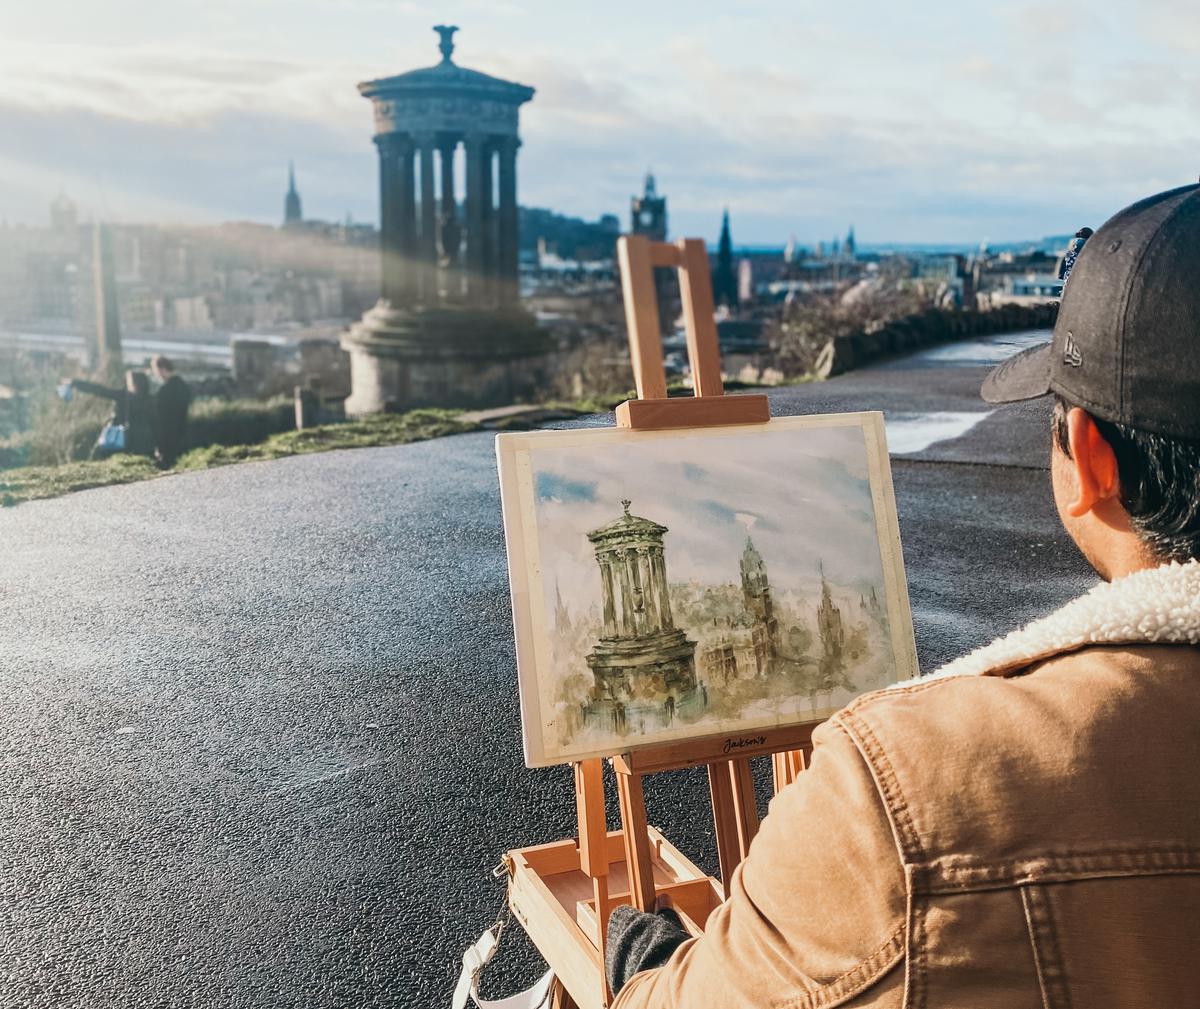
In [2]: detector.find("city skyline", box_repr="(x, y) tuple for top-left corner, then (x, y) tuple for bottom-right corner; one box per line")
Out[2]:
(2, 2), (1198, 243)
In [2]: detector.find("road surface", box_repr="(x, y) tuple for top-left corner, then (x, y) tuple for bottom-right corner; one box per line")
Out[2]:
(0, 330), (1094, 1008)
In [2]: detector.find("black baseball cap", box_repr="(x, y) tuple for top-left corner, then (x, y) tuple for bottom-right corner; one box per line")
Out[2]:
(982, 182), (1200, 440)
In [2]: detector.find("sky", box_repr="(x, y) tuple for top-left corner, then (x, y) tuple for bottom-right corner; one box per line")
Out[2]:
(528, 422), (885, 627)
(2, 1), (1198, 243)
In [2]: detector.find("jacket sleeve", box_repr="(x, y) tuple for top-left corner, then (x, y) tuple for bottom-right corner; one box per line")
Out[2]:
(70, 380), (121, 402)
(613, 718), (907, 1009)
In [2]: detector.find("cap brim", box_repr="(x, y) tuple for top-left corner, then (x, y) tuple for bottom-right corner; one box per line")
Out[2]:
(980, 343), (1053, 404)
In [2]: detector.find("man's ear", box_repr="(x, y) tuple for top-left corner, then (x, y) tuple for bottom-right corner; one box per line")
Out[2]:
(1064, 407), (1121, 518)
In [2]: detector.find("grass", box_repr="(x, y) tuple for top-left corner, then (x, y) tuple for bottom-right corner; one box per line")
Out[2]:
(0, 380), (811, 508)
(0, 408), (479, 508)
(0, 454), (161, 508)
(173, 408), (475, 470)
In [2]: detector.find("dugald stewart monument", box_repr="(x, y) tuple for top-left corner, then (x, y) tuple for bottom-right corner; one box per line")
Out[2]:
(342, 25), (551, 416)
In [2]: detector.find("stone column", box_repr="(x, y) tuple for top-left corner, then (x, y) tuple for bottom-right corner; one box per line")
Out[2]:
(375, 133), (404, 305)
(482, 143), (497, 305)
(617, 555), (636, 637)
(417, 135), (437, 304)
(497, 136), (519, 304)
(438, 136), (462, 301)
(600, 558), (617, 638)
(653, 550), (674, 629)
(398, 135), (417, 303)
(464, 133), (489, 305)
(638, 548), (660, 631)
(627, 547), (647, 636)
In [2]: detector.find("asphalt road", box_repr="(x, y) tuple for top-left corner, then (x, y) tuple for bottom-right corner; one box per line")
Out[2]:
(0, 331), (1095, 1008)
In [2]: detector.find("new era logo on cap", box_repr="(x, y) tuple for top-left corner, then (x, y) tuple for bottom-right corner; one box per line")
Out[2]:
(1063, 333), (1083, 368)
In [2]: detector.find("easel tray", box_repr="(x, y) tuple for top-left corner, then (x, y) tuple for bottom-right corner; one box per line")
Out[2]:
(507, 827), (721, 1009)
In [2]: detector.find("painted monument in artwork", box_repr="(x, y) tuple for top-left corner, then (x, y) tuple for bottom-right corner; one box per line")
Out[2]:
(580, 500), (701, 737)
(497, 413), (918, 767)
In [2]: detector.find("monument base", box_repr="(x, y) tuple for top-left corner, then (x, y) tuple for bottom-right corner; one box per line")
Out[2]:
(340, 300), (554, 416)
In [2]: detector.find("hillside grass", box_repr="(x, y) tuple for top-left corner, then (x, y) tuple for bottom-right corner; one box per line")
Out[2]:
(0, 408), (478, 507)
(0, 381), (800, 507)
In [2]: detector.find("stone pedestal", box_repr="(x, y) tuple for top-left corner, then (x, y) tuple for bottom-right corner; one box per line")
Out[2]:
(340, 300), (552, 416)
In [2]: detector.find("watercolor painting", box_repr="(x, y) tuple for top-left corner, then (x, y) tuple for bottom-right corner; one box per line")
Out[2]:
(497, 413), (917, 767)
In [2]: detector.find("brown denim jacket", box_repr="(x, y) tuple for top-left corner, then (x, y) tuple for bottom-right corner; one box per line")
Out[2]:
(614, 561), (1200, 1009)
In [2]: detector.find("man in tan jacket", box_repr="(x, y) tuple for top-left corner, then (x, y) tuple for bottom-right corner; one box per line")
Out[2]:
(608, 184), (1200, 1008)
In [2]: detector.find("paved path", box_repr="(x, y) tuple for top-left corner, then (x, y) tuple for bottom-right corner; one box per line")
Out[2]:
(0, 331), (1095, 1008)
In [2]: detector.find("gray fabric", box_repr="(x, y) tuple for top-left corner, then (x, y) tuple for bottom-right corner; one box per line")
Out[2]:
(605, 904), (689, 997)
(984, 183), (1200, 439)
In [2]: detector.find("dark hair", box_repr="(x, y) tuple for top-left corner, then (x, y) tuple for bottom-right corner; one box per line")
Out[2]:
(1053, 396), (1200, 562)
(151, 354), (175, 374)
(126, 370), (150, 396)
(1076, 227), (1094, 239)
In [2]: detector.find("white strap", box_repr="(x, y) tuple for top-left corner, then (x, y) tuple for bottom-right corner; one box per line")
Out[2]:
(451, 926), (555, 1009)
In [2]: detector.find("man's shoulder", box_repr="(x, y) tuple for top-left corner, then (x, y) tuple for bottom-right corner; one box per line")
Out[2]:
(159, 376), (192, 402)
(839, 640), (1200, 734)
(826, 643), (1200, 870)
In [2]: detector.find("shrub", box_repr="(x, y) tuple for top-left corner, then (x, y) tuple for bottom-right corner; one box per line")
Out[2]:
(182, 395), (295, 451)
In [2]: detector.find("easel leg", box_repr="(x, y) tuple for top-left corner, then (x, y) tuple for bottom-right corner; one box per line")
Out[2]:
(728, 756), (760, 859)
(614, 764), (657, 911)
(574, 758), (615, 1004)
(772, 746), (809, 794)
(707, 763), (741, 898)
(550, 979), (579, 1009)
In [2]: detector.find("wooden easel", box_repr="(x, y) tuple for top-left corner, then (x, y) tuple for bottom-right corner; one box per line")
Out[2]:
(507, 236), (815, 1009)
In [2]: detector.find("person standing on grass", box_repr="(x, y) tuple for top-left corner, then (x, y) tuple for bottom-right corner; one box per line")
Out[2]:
(150, 354), (192, 468)
(68, 369), (155, 458)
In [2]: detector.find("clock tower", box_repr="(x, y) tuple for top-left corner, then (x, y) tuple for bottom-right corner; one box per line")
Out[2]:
(630, 172), (667, 241)
(629, 172), (672, 330)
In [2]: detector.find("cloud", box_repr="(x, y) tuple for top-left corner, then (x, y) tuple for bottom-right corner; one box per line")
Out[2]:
(527, 422), (888, 627)
(3, 3), (1198, 240)
(0, 102), (374, 225)
(536, 471), (597, 504)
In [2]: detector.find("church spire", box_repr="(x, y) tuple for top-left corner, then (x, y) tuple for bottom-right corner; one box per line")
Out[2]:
(283, 160), (302, 228)
(713, 207), (737, 307)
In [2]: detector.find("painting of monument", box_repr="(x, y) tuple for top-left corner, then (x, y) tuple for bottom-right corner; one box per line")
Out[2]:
(497, 413), (917, 767)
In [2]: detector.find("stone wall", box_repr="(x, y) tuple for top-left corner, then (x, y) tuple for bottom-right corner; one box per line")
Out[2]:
(814, 302), (1060, 378)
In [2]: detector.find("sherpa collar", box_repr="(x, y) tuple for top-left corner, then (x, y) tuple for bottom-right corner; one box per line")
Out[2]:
(917, 560), (1200, 682)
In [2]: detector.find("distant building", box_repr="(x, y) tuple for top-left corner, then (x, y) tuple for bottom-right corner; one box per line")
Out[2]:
(630, 173), (672, 331)
(844, 226), (856, 258)
(741, 534), (781, 676)
(630, 172), (667, 241)
(737, 258), (754, 305)
(283, 162), (303, 228)
(985, 273), (1063, 308)
(91, 224), (122, 368)
(50, 192), (78, 234)
(817, 563), (845, 673)
(712, 208), (737, 307)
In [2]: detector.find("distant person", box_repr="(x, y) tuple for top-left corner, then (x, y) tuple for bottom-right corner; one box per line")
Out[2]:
(1058, 226), (1094, 284)
(150, 355), (192, 468)
(68, 370), (155, 458)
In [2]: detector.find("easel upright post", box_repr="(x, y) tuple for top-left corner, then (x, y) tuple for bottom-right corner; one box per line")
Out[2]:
(574, 757), (612, 1005)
